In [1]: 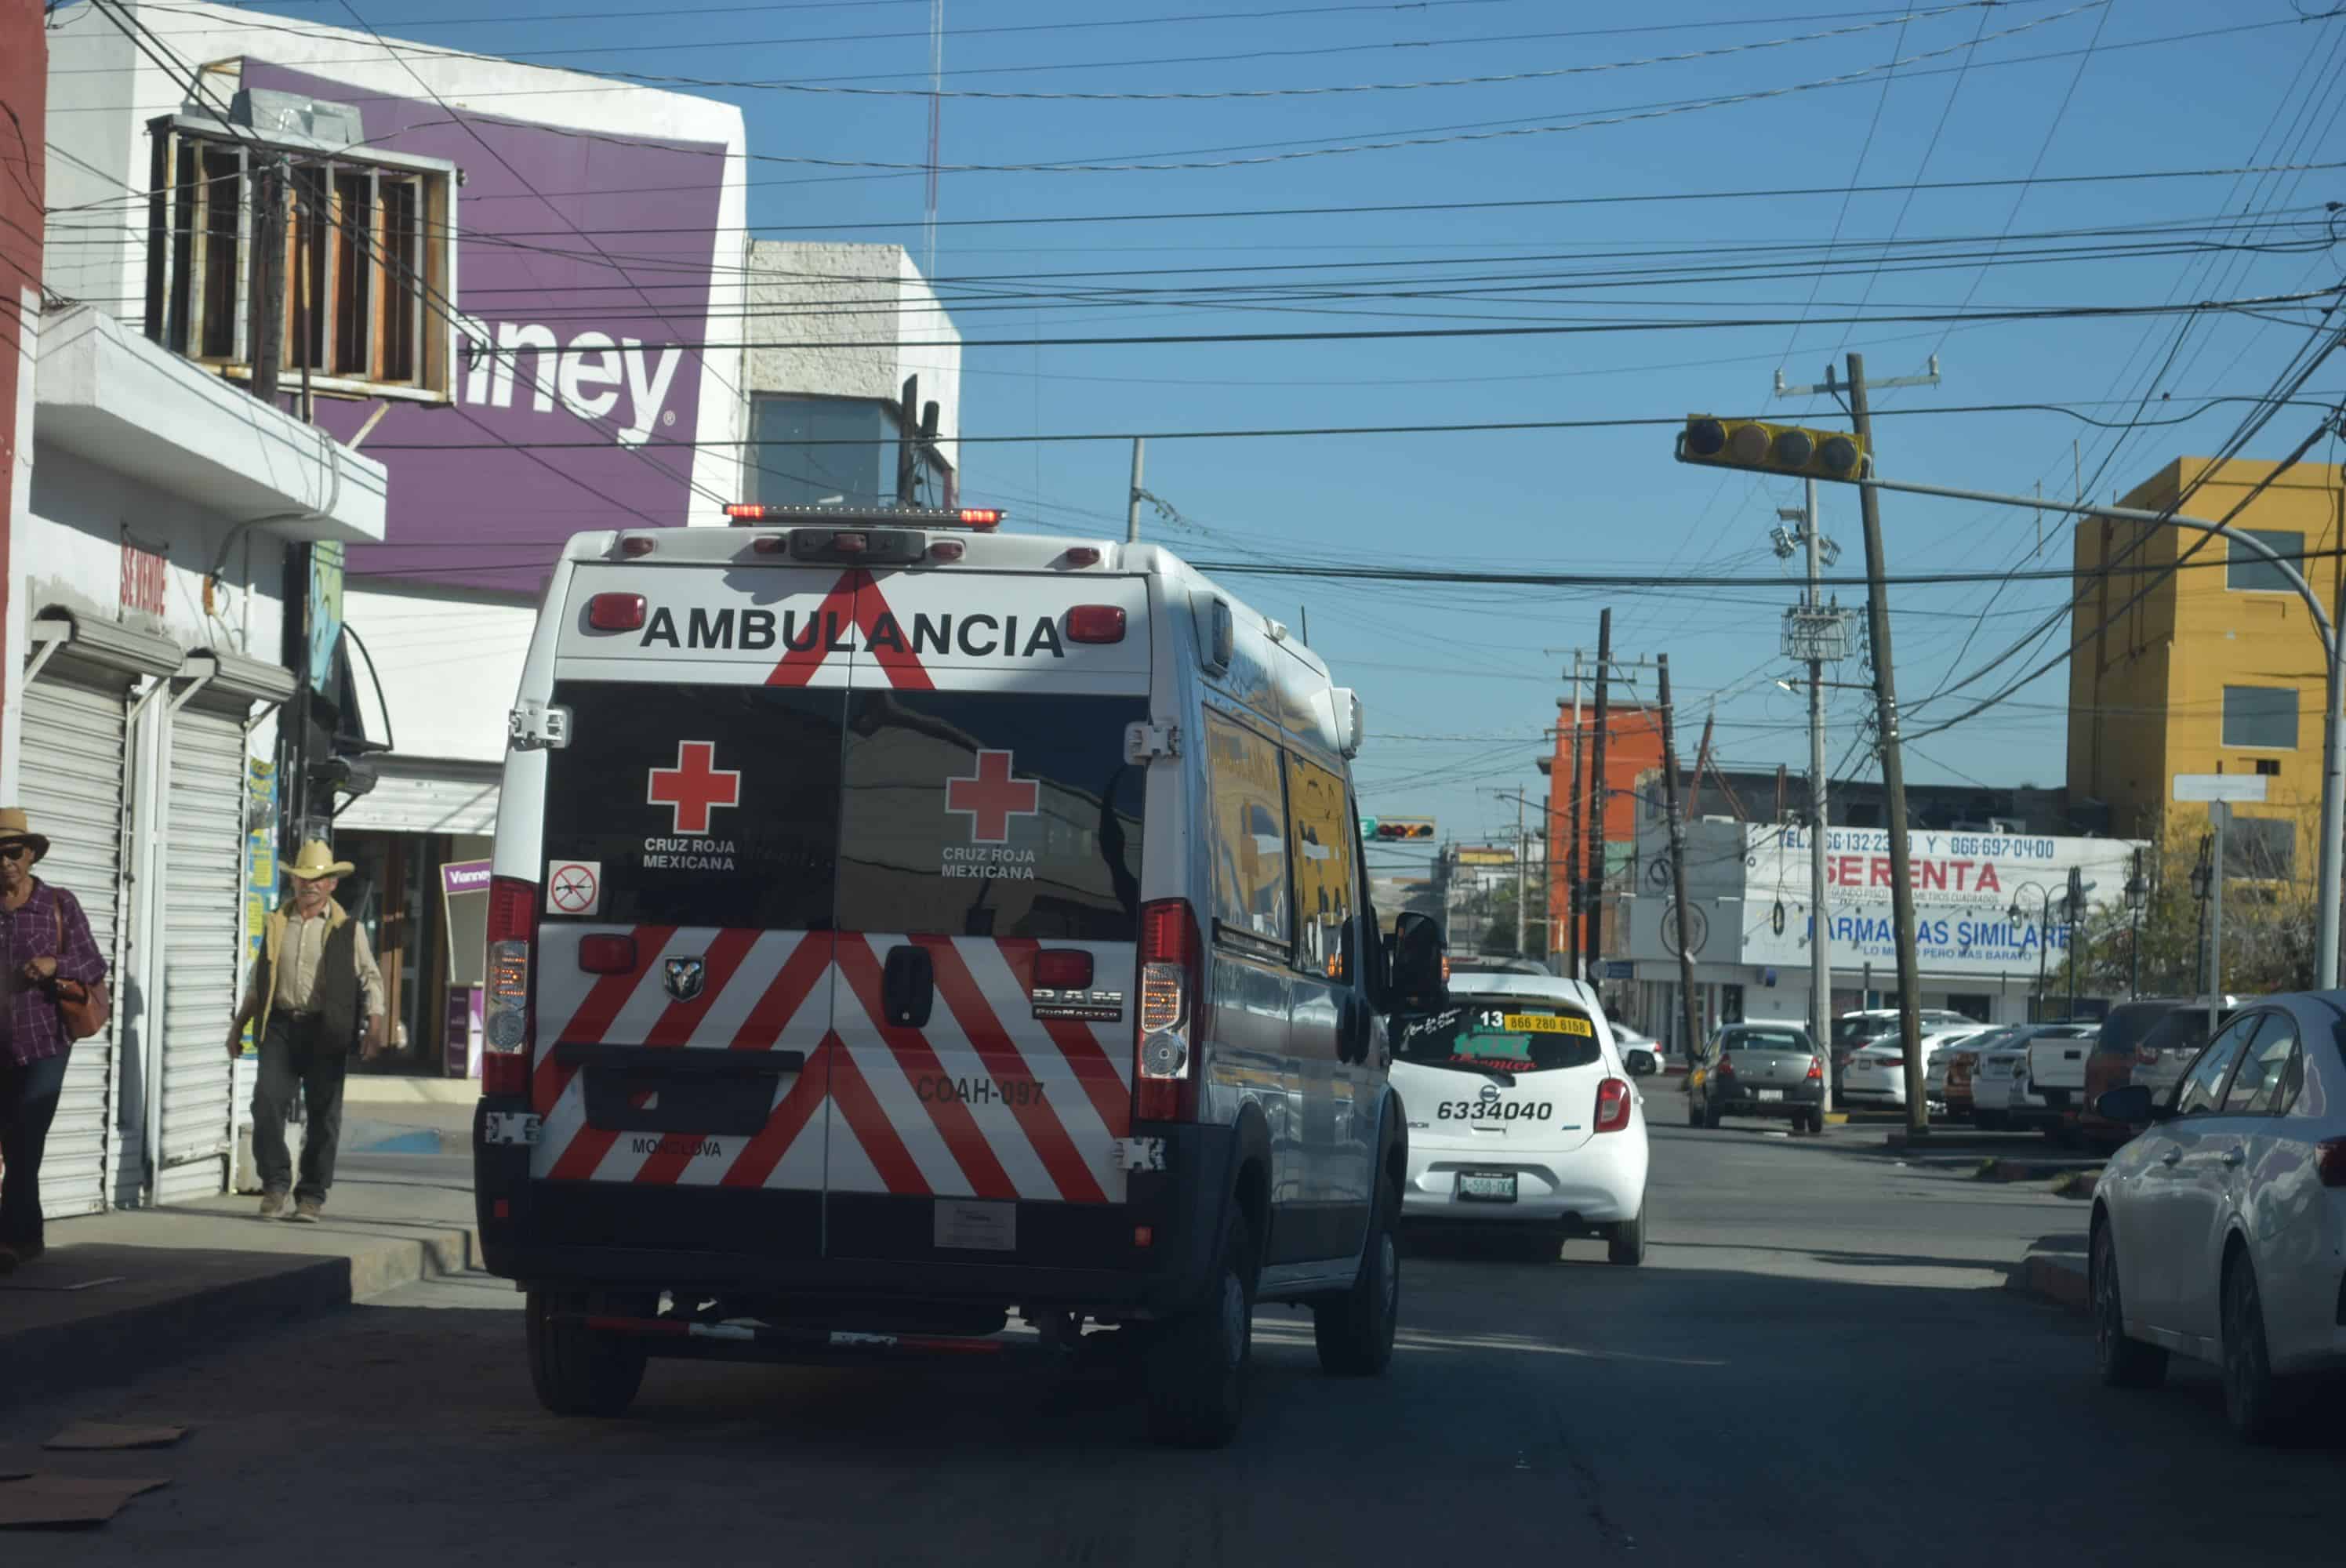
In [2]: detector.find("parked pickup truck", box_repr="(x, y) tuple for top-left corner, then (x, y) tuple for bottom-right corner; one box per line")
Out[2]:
(2025, 1022), (2101, 1112)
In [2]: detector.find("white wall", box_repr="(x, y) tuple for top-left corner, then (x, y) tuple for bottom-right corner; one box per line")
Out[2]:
(743, 241), (964, 473)
(343, 584), (534, 763)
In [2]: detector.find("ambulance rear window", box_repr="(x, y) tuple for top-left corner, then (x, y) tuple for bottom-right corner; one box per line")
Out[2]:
(540, 681), (841, 930)
(835, 690), (1146, 942)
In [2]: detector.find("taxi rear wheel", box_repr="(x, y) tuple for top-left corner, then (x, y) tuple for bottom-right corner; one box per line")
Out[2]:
(1607, 1205), (1647, 1266)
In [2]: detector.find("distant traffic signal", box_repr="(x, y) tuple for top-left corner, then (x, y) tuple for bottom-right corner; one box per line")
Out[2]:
(1372, 818), (1436, 841)
(1677, 416), (1866, 484)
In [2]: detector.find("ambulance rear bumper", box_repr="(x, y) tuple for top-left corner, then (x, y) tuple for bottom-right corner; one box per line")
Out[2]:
(474, 1101), (1236, 1319)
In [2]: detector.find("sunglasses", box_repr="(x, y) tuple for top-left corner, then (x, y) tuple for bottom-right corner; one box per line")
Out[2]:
(0, 845), (30, 863)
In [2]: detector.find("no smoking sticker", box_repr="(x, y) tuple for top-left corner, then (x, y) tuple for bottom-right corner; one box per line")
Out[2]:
(547, 860), (602, 916)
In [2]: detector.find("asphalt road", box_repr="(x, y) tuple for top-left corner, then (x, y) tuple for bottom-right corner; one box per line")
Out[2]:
(8, 1094), (2339, 1566)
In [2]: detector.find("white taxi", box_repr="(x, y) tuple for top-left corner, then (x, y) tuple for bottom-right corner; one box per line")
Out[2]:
(1392, 975), (1650, 1264)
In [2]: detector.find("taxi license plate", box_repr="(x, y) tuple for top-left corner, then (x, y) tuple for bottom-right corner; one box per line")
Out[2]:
(1756, 1089), (1784, 1102)
(1457, 1171), (1517, 1203)
(1502, 1014), (1591, 1036)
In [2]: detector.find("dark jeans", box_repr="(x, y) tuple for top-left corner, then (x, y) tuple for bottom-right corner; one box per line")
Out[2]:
(252, 1016), (349, 1203)
(0, 1051), (71, 1250)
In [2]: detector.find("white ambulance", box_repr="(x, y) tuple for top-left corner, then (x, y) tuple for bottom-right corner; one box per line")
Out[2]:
(474, 505), (1442, 1447)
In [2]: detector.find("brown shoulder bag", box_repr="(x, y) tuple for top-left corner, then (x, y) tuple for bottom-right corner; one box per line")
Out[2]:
(50, 902), (112, 1042)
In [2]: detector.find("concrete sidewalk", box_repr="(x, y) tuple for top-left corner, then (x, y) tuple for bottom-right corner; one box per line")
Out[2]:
(0, 1153), (481, 1410)
(2009, 1235), (2090, 1315)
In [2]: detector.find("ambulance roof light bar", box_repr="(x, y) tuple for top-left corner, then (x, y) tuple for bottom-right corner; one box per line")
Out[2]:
(723, 503), (1004, 532)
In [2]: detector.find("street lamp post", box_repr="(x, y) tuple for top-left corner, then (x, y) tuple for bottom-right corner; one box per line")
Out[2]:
(2009, 883), (2058, 1022)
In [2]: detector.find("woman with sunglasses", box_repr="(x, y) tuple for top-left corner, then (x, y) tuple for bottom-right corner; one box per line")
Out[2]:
(0, 807), (108, 1273)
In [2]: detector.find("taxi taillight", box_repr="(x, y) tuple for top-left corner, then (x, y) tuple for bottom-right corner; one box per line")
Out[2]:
(1135, 898), (1204, 1123)
(1593, 1077), (1631, 1133)
(482, 877), (537, 1098)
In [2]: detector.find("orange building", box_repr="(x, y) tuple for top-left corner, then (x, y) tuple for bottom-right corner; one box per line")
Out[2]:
(1539, 701), (1666, 964)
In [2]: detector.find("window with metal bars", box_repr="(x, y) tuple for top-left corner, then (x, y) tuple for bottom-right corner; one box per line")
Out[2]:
(144, 119), (456, 401)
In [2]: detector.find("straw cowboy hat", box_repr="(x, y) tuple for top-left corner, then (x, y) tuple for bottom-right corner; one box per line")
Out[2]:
(0, 808), (51, 863)
(283, 840), (354, 883)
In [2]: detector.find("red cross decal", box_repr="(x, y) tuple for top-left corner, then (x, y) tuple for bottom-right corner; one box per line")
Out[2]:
(945, 750), (1040, 844)
(647, 740), (741, 836)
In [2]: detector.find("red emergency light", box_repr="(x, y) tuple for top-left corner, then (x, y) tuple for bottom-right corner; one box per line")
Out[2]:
(724, 503), (1004, 531)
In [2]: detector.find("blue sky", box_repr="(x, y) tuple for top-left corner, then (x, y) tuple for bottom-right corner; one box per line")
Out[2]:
(222, 0), (2346, 873)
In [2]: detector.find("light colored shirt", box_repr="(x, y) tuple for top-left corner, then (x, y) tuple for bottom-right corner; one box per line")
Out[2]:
(269, 909), (387, 1021)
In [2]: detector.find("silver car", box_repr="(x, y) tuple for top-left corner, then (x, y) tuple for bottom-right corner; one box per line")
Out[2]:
(1688, 1022), (1827, 1134)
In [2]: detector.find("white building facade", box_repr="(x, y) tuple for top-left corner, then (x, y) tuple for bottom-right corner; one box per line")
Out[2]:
(1622, 815), (2147, 1050)
(5, 302), (385, 1215)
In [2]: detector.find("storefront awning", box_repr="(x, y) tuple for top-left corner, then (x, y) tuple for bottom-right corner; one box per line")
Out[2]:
(335, 760), (500, 836)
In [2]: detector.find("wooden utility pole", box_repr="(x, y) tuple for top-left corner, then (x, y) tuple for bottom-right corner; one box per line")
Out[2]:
(250, 160), (286, 405)
(1563, 653), (1585, 980)
(1584, 609), (1612, 981)
(1847, 351), (1927, 1137)
(1658, 655), (1702, 1063)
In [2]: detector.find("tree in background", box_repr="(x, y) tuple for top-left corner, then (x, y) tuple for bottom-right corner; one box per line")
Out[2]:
(2071, 809), (2315, 1000)
(1476, 882), (1551, 960)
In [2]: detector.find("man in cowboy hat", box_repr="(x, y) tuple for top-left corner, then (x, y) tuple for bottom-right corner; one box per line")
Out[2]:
(0, 808), (108, 1272)
(227, 840), (387, 1221)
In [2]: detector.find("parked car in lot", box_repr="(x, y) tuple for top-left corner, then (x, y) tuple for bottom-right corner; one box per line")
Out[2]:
(1828, 1009), (1979, 1091)
(1688, 1022), (1826, 1134)
(2089, 991), (2346, 1442)
(1612, 1024), (1665, 1076)
(1845, 1027), (1985, 1112)
(2079, 998), (2240, 1144)
(1972, 1022), (2094, 1131)
(1923, 1029), (1994, 1113)
(1940, 1025), (2016, 1120)
(1391, 974), (1651, 1265)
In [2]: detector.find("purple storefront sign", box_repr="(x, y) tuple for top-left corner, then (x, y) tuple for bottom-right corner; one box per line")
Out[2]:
(441, 858), (492, 896)
(240, 63), (729, 593)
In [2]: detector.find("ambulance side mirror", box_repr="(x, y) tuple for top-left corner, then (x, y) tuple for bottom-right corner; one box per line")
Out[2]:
(1389, 913), (1445, 1013)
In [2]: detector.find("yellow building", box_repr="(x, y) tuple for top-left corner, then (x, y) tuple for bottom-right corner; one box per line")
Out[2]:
(2068, 456), (2346, 880)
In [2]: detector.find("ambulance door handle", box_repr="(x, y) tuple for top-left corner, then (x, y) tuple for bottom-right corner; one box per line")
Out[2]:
(882, 944), (936, 1029)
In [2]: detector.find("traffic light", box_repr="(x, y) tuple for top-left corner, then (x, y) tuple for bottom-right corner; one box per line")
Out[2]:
(1677, 416), (1866, 483)
(1372, 818), (1436, 841)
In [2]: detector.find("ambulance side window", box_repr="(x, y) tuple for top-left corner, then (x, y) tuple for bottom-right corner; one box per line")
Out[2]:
(1203, 710), (1291, 956)
(1284, 751), (1354, 984)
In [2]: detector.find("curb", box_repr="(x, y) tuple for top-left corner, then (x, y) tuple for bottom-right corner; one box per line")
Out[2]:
(1, 1223), (484, 1411)
(343, 1076), (481, 1106)
(2008, 1251), (2090, 1316)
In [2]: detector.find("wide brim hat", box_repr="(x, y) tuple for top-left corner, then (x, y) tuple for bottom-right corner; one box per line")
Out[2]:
(0, 807), (51, 863)
(283, 840), (355, 882)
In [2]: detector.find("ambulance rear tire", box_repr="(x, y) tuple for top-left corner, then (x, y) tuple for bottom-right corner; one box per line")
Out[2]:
(1145, 1214), (1255, 1449)
(527, 1290), (648, 1418)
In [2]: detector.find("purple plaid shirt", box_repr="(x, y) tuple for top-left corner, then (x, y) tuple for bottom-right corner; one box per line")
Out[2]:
(2, 880), (109, 1068)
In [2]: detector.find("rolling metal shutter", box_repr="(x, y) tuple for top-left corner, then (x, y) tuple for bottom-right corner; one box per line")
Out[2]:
(153, 697), (249, 1204)
(14, 663), (130, 1220)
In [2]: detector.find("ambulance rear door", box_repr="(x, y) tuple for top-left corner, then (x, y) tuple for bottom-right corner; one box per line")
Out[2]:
(526, 559), (860, 1258)
(826, 564), (1153, 1262)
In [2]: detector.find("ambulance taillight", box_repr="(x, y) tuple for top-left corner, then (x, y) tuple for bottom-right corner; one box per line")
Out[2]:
(482, 877), (537, 1098)
(1065, 605), (1126, 644)
(587, 593), (646, 632)
(1135, 898), (1204, 1122)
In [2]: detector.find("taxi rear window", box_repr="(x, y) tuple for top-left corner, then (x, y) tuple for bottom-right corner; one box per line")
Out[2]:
(1394, 997), (1602, 1075)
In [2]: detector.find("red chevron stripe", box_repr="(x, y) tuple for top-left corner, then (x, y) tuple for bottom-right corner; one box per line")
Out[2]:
(917, 936), (1105, 1203)
(826, 1037), (929, 1196)
(532, 924), (675, 1116)
(718, 1033), (834, 1189)
(997, 938), (1132, 1140)
(833, 935), (1015, 1200)
(641, 927), (763, 1047)
(635, 933), (830, 1186)
(730, 934), (833, 1051)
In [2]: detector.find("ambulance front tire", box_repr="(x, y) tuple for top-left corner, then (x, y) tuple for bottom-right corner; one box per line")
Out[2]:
(527, 1289), (648, 1417)
(1313, 1176), (1400, 1374)
(1145, 1214), (1256, 1449)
